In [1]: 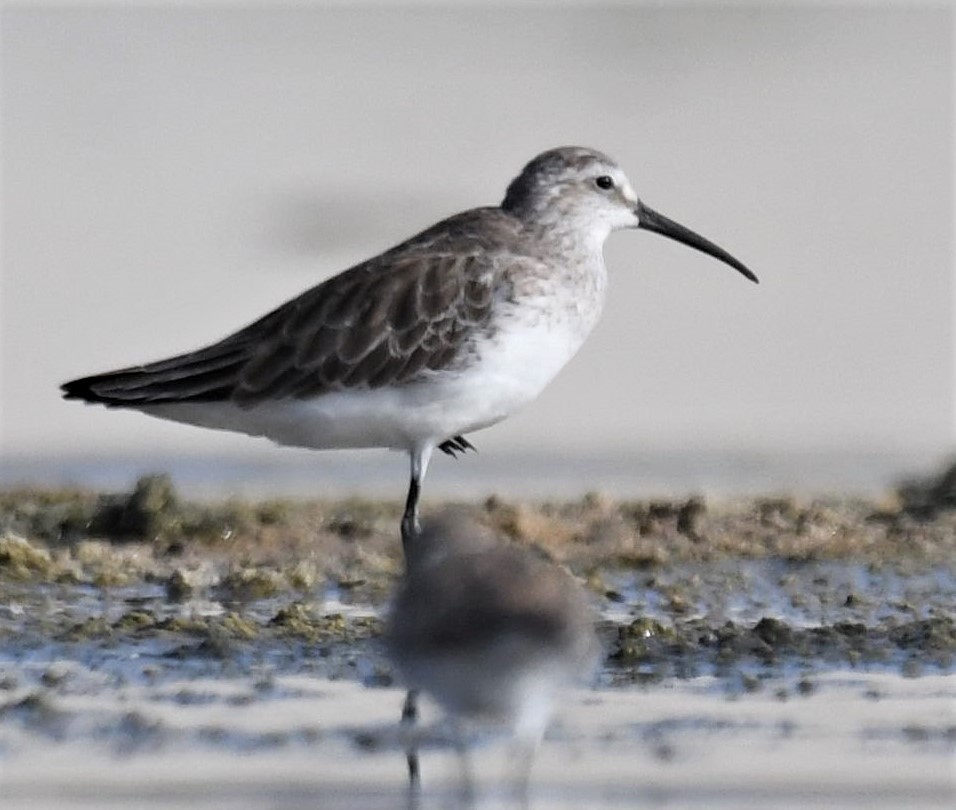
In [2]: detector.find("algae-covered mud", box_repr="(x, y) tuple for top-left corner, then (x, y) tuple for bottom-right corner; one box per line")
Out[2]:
(1, 469), (955, 808)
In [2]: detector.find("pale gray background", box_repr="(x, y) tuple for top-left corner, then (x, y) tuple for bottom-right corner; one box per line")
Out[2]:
(2, 2), (953, 495)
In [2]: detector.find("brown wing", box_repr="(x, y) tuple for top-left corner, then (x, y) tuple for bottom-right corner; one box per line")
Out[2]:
(231, 250), (498, 404)
(61, 245), (502, 408)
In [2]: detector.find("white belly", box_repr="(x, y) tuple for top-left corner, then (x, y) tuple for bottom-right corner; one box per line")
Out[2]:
(141, 308), (592, 453)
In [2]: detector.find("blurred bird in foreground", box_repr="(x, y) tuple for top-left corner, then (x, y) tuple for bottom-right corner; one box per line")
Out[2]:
(386, 509), (599, 802)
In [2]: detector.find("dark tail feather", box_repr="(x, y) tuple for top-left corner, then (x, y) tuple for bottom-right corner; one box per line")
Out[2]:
(61, 343), (246, 406)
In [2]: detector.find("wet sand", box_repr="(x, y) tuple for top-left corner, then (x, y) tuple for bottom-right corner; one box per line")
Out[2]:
(2, 673), (953, 809)
(1, 475), (955, 807)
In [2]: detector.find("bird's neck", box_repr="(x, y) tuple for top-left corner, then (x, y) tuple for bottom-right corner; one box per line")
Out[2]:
(517, 211), (609, 260)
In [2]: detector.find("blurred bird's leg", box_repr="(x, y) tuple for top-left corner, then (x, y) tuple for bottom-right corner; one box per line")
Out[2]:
(452, 719), (476, 808)
(401, 688), (421, 791)
(508, 710), (547, 809)
(509, 739), (536, 810)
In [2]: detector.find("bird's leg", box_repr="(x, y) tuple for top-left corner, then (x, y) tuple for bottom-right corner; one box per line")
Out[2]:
(399, 476), (421, 784)
(401, 474), (421, 552)
(509, 739), (536, 810)
(401, 445), (433, 553)
(401, 688), (421, 792)
(399, 445), (433, 788)
(453, 719), (476, 807)
(507, 707), (546, 808)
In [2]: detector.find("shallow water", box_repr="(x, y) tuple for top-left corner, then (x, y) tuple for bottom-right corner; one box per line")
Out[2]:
(2, 559), (954, 701)
(606, 558), (955, 623)
(1, 671), (953, 810)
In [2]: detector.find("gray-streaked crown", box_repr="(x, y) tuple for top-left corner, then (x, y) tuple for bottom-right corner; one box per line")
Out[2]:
(61, 149), (610, 409)
(502, 146), (617, 217)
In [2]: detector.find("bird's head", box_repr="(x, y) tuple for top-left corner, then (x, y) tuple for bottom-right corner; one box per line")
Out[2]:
(502, 146), (757, 283)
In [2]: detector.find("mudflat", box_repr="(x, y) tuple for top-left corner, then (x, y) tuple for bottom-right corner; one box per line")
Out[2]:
(1, 473), (954, 808)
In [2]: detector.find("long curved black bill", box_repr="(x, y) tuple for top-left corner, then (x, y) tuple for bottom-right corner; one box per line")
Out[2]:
(636, 200), (758, 283)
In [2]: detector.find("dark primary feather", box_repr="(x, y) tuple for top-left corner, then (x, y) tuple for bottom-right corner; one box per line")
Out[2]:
(60, 209), (533, 408)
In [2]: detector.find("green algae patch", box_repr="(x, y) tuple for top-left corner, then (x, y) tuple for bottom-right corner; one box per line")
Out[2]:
(268, 604), (384, 644)
(889, 616), (956, 667)
(269, 602), (325, 640)
(58, 616), (114, 642)
(323, 498), (402, 539)
(90, 474), (181, 540)
(349, 615), (384, 638)
(287, 560), (320, 591)
(609, 617), (679, 664)
(159, 613), (262, 660)
(163, 613), (259, 642)
(217, 567), (285, 601)
(156, 615), (213, 635)
(1, 465), (955, 687)
(113, 610), (158, 633)
(0, 488), (99, 545)
(165, 569), (198, 601)
(0, 534), (57, 581)
(605, 613), (956, 684)
(5, 471), (956, 582)
(219, 612), (259, 640)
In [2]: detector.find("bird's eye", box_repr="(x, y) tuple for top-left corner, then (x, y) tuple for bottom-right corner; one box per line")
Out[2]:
(594, 175), (615, 191)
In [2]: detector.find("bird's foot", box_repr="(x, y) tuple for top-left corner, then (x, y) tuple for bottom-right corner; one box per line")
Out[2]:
(438, 435), (477, 458)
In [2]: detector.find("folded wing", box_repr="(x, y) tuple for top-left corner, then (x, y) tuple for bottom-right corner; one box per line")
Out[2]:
(61, 250), (499, 408)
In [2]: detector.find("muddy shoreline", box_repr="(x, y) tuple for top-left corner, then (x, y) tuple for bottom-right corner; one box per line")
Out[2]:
(2, 474), (955, 682)
(2, 473), (955, 806)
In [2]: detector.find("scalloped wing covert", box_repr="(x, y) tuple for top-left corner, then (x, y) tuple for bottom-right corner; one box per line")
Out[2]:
(232, 252), (497, 404)
(60, 248), (504, 407)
